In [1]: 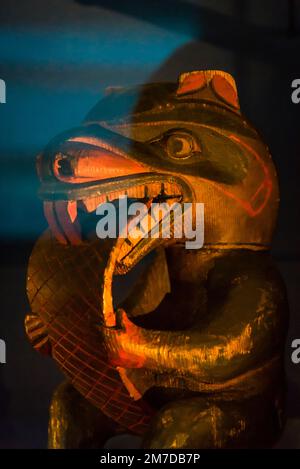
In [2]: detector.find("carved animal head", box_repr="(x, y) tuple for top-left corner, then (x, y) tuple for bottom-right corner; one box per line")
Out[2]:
(37, 70), (279, 253)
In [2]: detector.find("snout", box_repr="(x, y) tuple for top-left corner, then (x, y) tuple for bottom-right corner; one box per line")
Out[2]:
(37, 127), (150, 186)
(36, 125), (190, 247)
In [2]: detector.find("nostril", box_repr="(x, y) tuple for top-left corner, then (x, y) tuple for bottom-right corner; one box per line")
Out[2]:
(58, 158), (73, 176)
(54, 153), (74, 177)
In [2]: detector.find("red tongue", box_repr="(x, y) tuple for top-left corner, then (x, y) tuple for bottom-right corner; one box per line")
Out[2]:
(44, 201), (82, 245)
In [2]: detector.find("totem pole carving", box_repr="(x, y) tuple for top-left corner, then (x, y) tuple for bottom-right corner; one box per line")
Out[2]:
(26, 70), (288, 448)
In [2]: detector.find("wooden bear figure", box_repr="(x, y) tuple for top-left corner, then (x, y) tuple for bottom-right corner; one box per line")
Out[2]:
(26, 70), (288, 448)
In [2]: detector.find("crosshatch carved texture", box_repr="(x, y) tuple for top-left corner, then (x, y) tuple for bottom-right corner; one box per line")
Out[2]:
(27, 231), (151, 434)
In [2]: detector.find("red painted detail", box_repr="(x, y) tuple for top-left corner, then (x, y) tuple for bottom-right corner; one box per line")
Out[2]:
(177, 72), (206, 96)
(54, 201), (82, 245)
(208, 135), (273, 217)
(211, 75), (239, 109)
(44, 303), (151, 434)
(43, 202), (67, 244)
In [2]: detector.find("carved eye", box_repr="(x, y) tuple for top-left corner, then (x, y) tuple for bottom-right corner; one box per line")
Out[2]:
(165, 133), (199, 159)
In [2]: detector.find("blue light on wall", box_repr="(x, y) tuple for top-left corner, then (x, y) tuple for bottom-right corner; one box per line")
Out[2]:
(0, 12), (193, 240)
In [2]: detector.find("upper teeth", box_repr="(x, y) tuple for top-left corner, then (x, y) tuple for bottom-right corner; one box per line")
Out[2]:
(82, 182), (181, 213)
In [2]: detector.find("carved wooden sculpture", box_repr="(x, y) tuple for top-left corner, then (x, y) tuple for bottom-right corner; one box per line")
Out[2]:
(26, 70), (288, 448)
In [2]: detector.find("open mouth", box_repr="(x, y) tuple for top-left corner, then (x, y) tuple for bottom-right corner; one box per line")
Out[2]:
(42, 174), (186, 247)
(38, 134), (200, 400)
(39, 138), (192, 249)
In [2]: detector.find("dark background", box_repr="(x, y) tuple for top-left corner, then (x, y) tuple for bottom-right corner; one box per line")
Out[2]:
(0, 0), (299, 448)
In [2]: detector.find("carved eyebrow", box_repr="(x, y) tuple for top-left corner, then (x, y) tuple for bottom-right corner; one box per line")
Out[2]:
(96, 116), (258, 140)
(145, 128), (197, 144)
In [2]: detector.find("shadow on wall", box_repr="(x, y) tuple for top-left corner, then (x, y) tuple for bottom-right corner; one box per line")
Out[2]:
(76, 0), (300, 258)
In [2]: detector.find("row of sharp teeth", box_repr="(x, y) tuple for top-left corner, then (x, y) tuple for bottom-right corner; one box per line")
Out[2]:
(81, 181), (182, 212)
(44, 181), (182, 246)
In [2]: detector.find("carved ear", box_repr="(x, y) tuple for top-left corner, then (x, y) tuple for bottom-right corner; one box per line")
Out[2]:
(176, 71), (206, 95)
(176, 70), (240, 110)
(210, 74), (239, 109)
